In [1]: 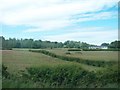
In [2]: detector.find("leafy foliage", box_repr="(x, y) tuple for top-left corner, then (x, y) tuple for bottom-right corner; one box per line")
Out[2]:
(109, 40), (120, 49)
(1, 36), (120, 50)
(2, 64), (9, 78)
(2, 64), (118, 88)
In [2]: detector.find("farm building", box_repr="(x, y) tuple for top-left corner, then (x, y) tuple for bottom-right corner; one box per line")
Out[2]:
(100, 46), (108, 49)
(89, 46), (108, 49)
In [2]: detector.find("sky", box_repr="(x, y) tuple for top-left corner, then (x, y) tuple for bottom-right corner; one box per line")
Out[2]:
(0, 0), (119, 45)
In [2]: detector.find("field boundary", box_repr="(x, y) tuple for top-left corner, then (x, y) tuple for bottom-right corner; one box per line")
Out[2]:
(29, 50), (117, 67)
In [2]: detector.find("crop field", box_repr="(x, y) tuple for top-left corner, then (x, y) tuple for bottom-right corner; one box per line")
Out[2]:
(2, 48), (119, 88)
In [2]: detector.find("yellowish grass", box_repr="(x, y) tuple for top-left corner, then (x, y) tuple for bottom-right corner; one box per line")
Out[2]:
(2, 50), (104, 73)
(2, 50), (74, 73)
(46, 48), (118, 61)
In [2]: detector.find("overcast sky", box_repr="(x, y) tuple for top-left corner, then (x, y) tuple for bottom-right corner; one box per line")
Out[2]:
(1, 0), (119, 45)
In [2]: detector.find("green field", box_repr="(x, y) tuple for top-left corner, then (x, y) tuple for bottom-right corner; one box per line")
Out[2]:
(2, 48), (119, 88)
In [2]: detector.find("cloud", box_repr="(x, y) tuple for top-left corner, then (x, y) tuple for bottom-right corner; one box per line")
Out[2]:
(1, 0), (118, 45)
(43, 27), (118, 45)
(1, 0), (119, 32)
(71, 11), (117, 23)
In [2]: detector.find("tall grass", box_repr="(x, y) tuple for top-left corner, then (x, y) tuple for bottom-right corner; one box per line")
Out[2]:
(29, 50), (116, 67)
(2, 64), (119, 88)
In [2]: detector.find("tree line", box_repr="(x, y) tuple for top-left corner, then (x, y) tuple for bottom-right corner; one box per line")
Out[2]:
(0, 36), (120, 50)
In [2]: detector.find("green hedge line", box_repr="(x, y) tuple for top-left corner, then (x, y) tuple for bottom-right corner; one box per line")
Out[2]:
(68, 49), (82, 51)
(68, 48), (120, 51)
(83, 49), (120, 51)
(29, 50), (116, 67)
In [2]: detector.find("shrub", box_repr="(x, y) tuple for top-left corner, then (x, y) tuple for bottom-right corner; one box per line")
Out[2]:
(2, 64), (118, 88)
(2, 64), (10, 78)
(68, 49), (82, 51)
(23, 65), (97, 87)
(65, 52), (71, 54)
(83, 48), (120, 51)
(21, 64), (119, 88)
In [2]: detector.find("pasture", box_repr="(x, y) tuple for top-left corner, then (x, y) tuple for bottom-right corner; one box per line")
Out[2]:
(2, 48), (118, 73)
(2, 48), (119, 88)
(2, 50), (77, 73)
(45, 48), (118, 61)
(2, 49), (105, 73)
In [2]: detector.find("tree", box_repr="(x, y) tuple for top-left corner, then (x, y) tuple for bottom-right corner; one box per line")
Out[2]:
(101, 43), (109, 46)
(81, 42), (89, 49)
(0, 36), (5, 49)
(109, 41), (120, 49)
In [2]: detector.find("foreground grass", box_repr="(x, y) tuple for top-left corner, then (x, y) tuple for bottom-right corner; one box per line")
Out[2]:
(2, 49), (119, 88)
(2, 64), (119, 88)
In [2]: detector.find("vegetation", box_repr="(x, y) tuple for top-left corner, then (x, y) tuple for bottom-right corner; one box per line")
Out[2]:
(2, 49), (119, 88)
(1, 36), (120, 50)
(109, 40), (120, 49)
(68, 49), (82, 51)
(46, 48), (118, 61)
(82, 48), (120, 51)
(2, 50), (77, 73)
(29, 50), (117, 67)
(2, 64), (118, 88)
(2, 64), (10, 79)
(1, 36), (119, 88)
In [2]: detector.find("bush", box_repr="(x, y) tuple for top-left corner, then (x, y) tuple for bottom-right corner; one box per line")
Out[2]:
(68, 49), (82, 51)
(95, 65), (118, 87)
(65, 52), (71, 54)
(83, 48), (120, 51)
(21, 65), (118, 88)
(2, 64), (10, 78)
(2, 64), (118, 88)
(23, 65), (97, 87)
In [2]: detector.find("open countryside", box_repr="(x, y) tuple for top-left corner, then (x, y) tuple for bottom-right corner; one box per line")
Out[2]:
(1, 37), (119, 88)
(1, 0), (119, 89)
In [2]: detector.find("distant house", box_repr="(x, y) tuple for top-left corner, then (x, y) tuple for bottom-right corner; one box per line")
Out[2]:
(100, 46), (108, 49)
(89, 46), (101, 49)
(89, 46), (108, 49)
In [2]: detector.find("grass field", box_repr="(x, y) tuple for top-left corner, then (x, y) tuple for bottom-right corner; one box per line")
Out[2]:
(44, 48), (118, 61)
(2, 48), (119, 88)
(2, 48), (118, 73)
(2, 50), (75, 73)
(2, 49), (105, 73)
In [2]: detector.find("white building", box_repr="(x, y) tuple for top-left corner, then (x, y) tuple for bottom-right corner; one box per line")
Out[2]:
(89, 46), (108, 49)
(89, 46), (100, 49)
(100, 46), (108, 49)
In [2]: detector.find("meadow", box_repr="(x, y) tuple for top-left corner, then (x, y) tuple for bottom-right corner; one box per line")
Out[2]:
(2, 50), (77, 73)
(44, 48), (118, 61)
(2, 48), (119, 88)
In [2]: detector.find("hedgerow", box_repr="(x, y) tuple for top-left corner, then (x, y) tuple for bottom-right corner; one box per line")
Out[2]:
(29, 50), (116, 67)
(68, 49), (82, 51)
(83, 48), (120, 51)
